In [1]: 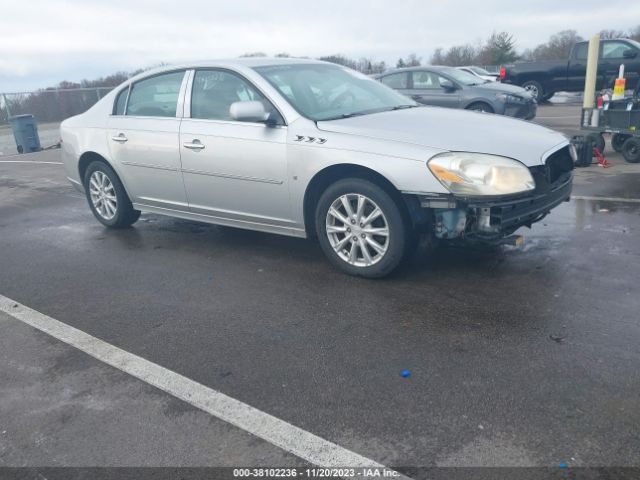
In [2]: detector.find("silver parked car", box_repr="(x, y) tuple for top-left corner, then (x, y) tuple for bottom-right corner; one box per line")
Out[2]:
(456, 66), (499, 82)
(376, 66), (537, 119)
(61, 59), (573, 277)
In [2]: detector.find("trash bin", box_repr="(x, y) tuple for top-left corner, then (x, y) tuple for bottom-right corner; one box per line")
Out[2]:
(8, 114), (41, 154)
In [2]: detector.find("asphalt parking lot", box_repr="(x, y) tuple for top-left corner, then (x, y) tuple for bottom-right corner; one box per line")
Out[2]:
(1, 104), (639, 478)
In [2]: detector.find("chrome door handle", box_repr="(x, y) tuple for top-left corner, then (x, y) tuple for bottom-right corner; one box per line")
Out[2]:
(183, 140), (205, 150)
(111, 133), (128, 143)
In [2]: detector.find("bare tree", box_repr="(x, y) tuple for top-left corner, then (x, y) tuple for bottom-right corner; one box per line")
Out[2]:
(396, 53), (421, 68)
(319, 54), (357, 70)
(629, 25), (640, 42)
(599, 29), (626, 40)
(528, 30), (583, 61)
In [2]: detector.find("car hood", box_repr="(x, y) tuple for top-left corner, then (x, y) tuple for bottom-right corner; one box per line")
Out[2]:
(468, 81), (531, 96)
(316, 107), (567, 166)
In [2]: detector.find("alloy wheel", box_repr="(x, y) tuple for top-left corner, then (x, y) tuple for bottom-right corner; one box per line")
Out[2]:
(89, 170), (118, 220)
(325, 193), (389, 267)
(524, 84), (539, 99)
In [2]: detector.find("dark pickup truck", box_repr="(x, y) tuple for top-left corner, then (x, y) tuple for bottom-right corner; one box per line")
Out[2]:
(500, 39), (640, 101)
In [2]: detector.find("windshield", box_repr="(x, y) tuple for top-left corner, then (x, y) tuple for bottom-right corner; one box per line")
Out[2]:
(253, 64), (417, 121)
(441, 68), (488, 86)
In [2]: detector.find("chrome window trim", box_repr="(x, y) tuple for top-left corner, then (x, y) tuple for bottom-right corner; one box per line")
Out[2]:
(186, 67), (287, 126)
(177, 70), (194, 118)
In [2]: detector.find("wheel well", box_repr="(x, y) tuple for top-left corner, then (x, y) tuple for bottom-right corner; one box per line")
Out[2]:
(303, 164), (420, 238)
(78, 151), (111, 183)
(465, 101), (494, 112)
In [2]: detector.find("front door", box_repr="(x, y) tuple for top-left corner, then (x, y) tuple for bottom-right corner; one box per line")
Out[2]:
(179, 69), (291, 227)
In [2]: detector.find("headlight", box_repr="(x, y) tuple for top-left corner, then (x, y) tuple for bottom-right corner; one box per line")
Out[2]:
(569, 144), (578, 162)
(428, 152), (535, 196)
(495, 93), (524, 102)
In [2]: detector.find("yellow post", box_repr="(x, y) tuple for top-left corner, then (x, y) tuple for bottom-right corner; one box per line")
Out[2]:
(583, 35), (600, 109)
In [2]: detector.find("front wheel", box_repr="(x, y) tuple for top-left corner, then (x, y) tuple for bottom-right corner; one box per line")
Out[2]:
(315, 179), (409, 278)
(83, 161), (141, 228)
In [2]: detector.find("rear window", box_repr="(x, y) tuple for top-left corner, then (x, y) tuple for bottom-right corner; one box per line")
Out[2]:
(574, 43), (588, 60)
(126, 71), (185, 117)
(380, 73), (408, 89)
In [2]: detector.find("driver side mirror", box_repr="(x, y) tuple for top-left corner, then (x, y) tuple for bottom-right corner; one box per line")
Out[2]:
(623, 49), (638, 59)
(230, 101), (270, 123)
(440, 79), (458, 92)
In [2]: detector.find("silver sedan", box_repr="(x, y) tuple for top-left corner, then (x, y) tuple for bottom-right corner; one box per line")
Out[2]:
(61, 59), (573, 277)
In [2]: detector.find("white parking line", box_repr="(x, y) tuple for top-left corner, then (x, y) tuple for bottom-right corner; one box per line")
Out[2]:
(0, 294), (406, 477)
(0, 160), (63, 164)
(572, 195), (640, 204)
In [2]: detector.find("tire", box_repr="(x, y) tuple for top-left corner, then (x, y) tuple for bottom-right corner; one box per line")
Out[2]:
(83, 160), (141, 228)
(622, 137), (640, 163)
(540, 92), (555, 102)
(521, 80), (544, 102)
(612, 134), (631, 153)
(466, 102), (494, 114)
(585, 132), (605, 154)
(315, 178), (410, 278)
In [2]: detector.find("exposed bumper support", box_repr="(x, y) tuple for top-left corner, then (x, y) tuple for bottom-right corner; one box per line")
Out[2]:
(417, 174), (573, 242)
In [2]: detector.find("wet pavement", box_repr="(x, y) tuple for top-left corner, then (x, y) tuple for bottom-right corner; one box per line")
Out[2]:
(0, 105), (639, 476)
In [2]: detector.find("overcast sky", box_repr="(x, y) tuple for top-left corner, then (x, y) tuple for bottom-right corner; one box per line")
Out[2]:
(1, 0), (639, 92)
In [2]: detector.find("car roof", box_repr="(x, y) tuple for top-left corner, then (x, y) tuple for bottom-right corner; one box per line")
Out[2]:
(377, 65), (455, 76)
(126, 58), (329, 83)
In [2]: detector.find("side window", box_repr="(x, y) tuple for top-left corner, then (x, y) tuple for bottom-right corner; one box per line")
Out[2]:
(191, 69), (281, 123)
(602, 41), (633, 59)
(412, 71), (439, 89)
(126, 71), (185, 117)
(380, 73), (408, 89)
(574, 43), (588, 61)
(113, 87), (129, 115)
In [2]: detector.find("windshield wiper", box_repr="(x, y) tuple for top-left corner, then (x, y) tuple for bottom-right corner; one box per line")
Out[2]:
(390, 104), (419, 110)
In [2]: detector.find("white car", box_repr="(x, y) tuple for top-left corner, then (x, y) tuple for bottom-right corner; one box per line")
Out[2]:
(457, 66), (499, 82)
(61, 59), (574, 277)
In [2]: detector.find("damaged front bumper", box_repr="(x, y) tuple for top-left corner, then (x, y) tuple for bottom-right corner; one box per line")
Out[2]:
(418, 169), (572, 243)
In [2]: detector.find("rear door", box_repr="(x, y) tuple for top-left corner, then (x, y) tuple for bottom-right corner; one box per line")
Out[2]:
(378, 72), (411, 97)
(409, 71), (462, 108)
(107, 70), (189, 210)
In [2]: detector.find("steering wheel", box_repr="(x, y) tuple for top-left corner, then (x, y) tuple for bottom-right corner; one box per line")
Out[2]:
(329, 91), (356, 109)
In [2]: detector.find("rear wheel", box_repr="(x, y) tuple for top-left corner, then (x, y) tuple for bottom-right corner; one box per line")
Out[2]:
(315, 178), (409, 278)
(521, 80), (544, 102)
(466, 102), (494, 113)
(612, 134), (631, 153)
(83, 161), (140, 228)
(622, 137), (640, 163)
